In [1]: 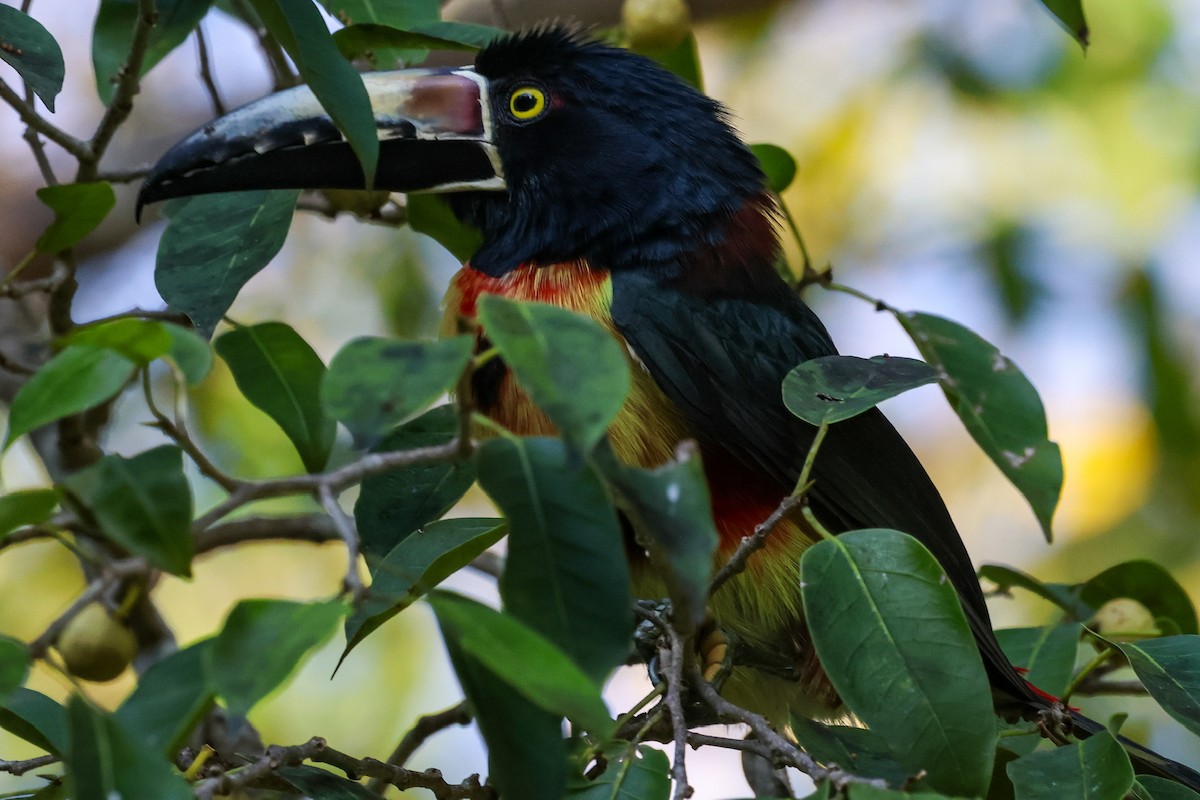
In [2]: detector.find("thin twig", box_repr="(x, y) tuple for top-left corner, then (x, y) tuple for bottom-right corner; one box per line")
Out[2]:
(143, 370), (239, 492)
(194, 23), (226, 116)
(84, 307), (189, 326)
(0, 754), (59, 776)
(194, 513), (339, 553)
(468, 549), (504, 580)
(80, 0), (158, 182)
(0, 263), (69, 299)
(318, 484), (365, 602)
(0, 77), (90, 160)
(0, 348), (35, 375)
(709, 494), (803, 595)
(662, 632), (692, 800)
(190, 439), (463, 532)
(94, 163), (153, 184)
(1071, 679), (1146, 697)
(366, 702), (472, 793)
(229, 0), (296, 90)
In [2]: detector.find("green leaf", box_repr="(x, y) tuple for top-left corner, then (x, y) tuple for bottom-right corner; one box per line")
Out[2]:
(477, 295), (631, 456)
(567, 745), (670, 799)
(155, 190), (299, 339)
(1138, 776), (1200, 800)
(66, 696), (193, 800)
(800, 529), (996, 797)
(0, 489), (59, 539)
(216, 322), (336, 473)
(478, 437), (633, 684)
(440, 612), (567, 800)
(633, 32), (702, 90)
(249, 0), (378, 186)
(4, 345), (134, 449)
(61, 446), (193, 576)
(1116, 636), (1200, 737)
(1078, 561), (1198, 636)
(0, 689), (68, 755)
(978, 564), (1092, 619)
(994, 624), (1080, 698)
(1006, 730), (1133, 800)
(320, 336), (472, 445)
(783, 355), (938, 426)
(115, 640), (213, 758)
(0, 637), (29, 702)
(896, 311), (1061, 541)
(317, 0), (437, 25)
(591, 440), (717, 634)
(751, 144), (798, 194)
(0, 6), (64, 110)
(353, 405), (477, 560)
(333, 20), (504, 59)
(1037, 0), (1089, 50)
(66, 319), (171, 365)
(847, 788), (961, 800)
(341, 517), (505, 664)
(407, 194), (484, 263)
(163, 323), (214, 384)
(92, 0), (214, 105)
(208, 599), (346, 717)
(430, 592), (613, 736)
(35, 183), (116, 253)
(788, 715), (912, 787)
(279, 765), (384, 799)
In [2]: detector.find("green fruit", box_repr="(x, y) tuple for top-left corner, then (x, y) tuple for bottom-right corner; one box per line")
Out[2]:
(57, 603), (136, 682)
(622, 0), (691, 50)
(1093, 598), (1160, 642)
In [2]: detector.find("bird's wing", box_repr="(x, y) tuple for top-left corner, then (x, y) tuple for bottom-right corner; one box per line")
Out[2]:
(610, 269), (1032, 699)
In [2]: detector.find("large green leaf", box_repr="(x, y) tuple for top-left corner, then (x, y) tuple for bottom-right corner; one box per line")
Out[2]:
(0, 489), (59, 539)
(4, 345), (135, 449)
(782, 355), (938, 426)
(567, 745), (670, 800)
(896, 312), (1061, 541)
(36, 183), (116, 253)
(320, 336), (472, 445)
(0, 637), (29, 702)
(317, 0), (437, 25)
(208, 599), (346, 717)
(591, 440), (717, 634)
(430, 592), (613, 736)
(61, 446), (193, 576)
(353, 405), (477, 560)
(440, 613), (567, 800)
(163, 323), (214, 385)
(341, 517), (505, 663)
(788, 715), (911, 787)
(155, 190), (299, 339)
(66, 318), (172, 364)
(249, 0), (378, 185)
(994, 624), (1080, 698)
(216, 322), (336, 473)
(800, 529), (996, 797)
(333, 20), (505, 60)
(478, 437), (633, 684)
(977, 564), (1091, 620)
(1139, 776), (1200, 800)
(66, 696), (193, 800)
(0, 689), (68, 755)
(92, 0), (214, 104)
(279, 765), (384, 799)
(477, 295), (631, 456)
(115, 640), (214, 758)
(0, 5), (64, 110)
(1116, 636), (1200, 737)
(1038, 0), (1089, 49)
(1078, 561), (1198, 636)
(1006, 731), (1133, 800)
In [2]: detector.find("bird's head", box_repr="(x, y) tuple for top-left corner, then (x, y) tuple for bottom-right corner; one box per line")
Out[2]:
(139, 26), (772, 276)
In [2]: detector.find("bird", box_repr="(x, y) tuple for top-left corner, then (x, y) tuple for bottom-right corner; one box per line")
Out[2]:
(139, 26), (1200, 791)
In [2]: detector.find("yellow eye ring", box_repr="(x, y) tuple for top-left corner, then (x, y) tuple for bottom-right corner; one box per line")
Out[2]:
(508, 86), (547, 121)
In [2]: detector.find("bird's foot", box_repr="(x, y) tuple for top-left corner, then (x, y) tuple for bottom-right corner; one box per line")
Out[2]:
(698, 624), (736, 689)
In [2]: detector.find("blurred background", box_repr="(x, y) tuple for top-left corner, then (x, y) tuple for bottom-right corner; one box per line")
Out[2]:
(1, 0), (1198, 796)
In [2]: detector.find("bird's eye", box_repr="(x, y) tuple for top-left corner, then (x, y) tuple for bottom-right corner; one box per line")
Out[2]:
(508, 86), (547, 121)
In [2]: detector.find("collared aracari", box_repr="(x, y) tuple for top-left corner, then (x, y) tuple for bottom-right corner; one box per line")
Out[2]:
(139, 27), (1200, 788)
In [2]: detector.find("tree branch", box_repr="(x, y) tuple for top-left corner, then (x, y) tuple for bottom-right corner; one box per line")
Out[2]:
(0, 754), (59, 776)
(366, 701), (473, 794)
(0, 77), (90, 160)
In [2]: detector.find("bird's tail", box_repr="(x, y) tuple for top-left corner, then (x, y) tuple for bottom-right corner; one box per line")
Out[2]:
(1069, 709), (1200, 791)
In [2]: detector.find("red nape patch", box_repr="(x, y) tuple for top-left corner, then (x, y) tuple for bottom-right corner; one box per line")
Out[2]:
(1023, 680), (1079, 711)
(451, 261), (610, 318)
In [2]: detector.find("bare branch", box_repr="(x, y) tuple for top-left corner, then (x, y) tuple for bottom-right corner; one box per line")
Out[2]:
(194, 23), (227, 116)
(0, 77), (91, 160)
(194, 513), (339, 553)
(94, 163), (153, 184)
(0, 264), (68, 300)
(80, 0), (159, 181)
(366, 701), (472, 793)
(319, 484), (365, 602)
(661, 631), (693, 800)
(709, 494), (803, 595)
(0, 754), (59, 776)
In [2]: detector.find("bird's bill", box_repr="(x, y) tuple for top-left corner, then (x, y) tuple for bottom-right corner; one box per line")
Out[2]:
(137, 68), (504, 213)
